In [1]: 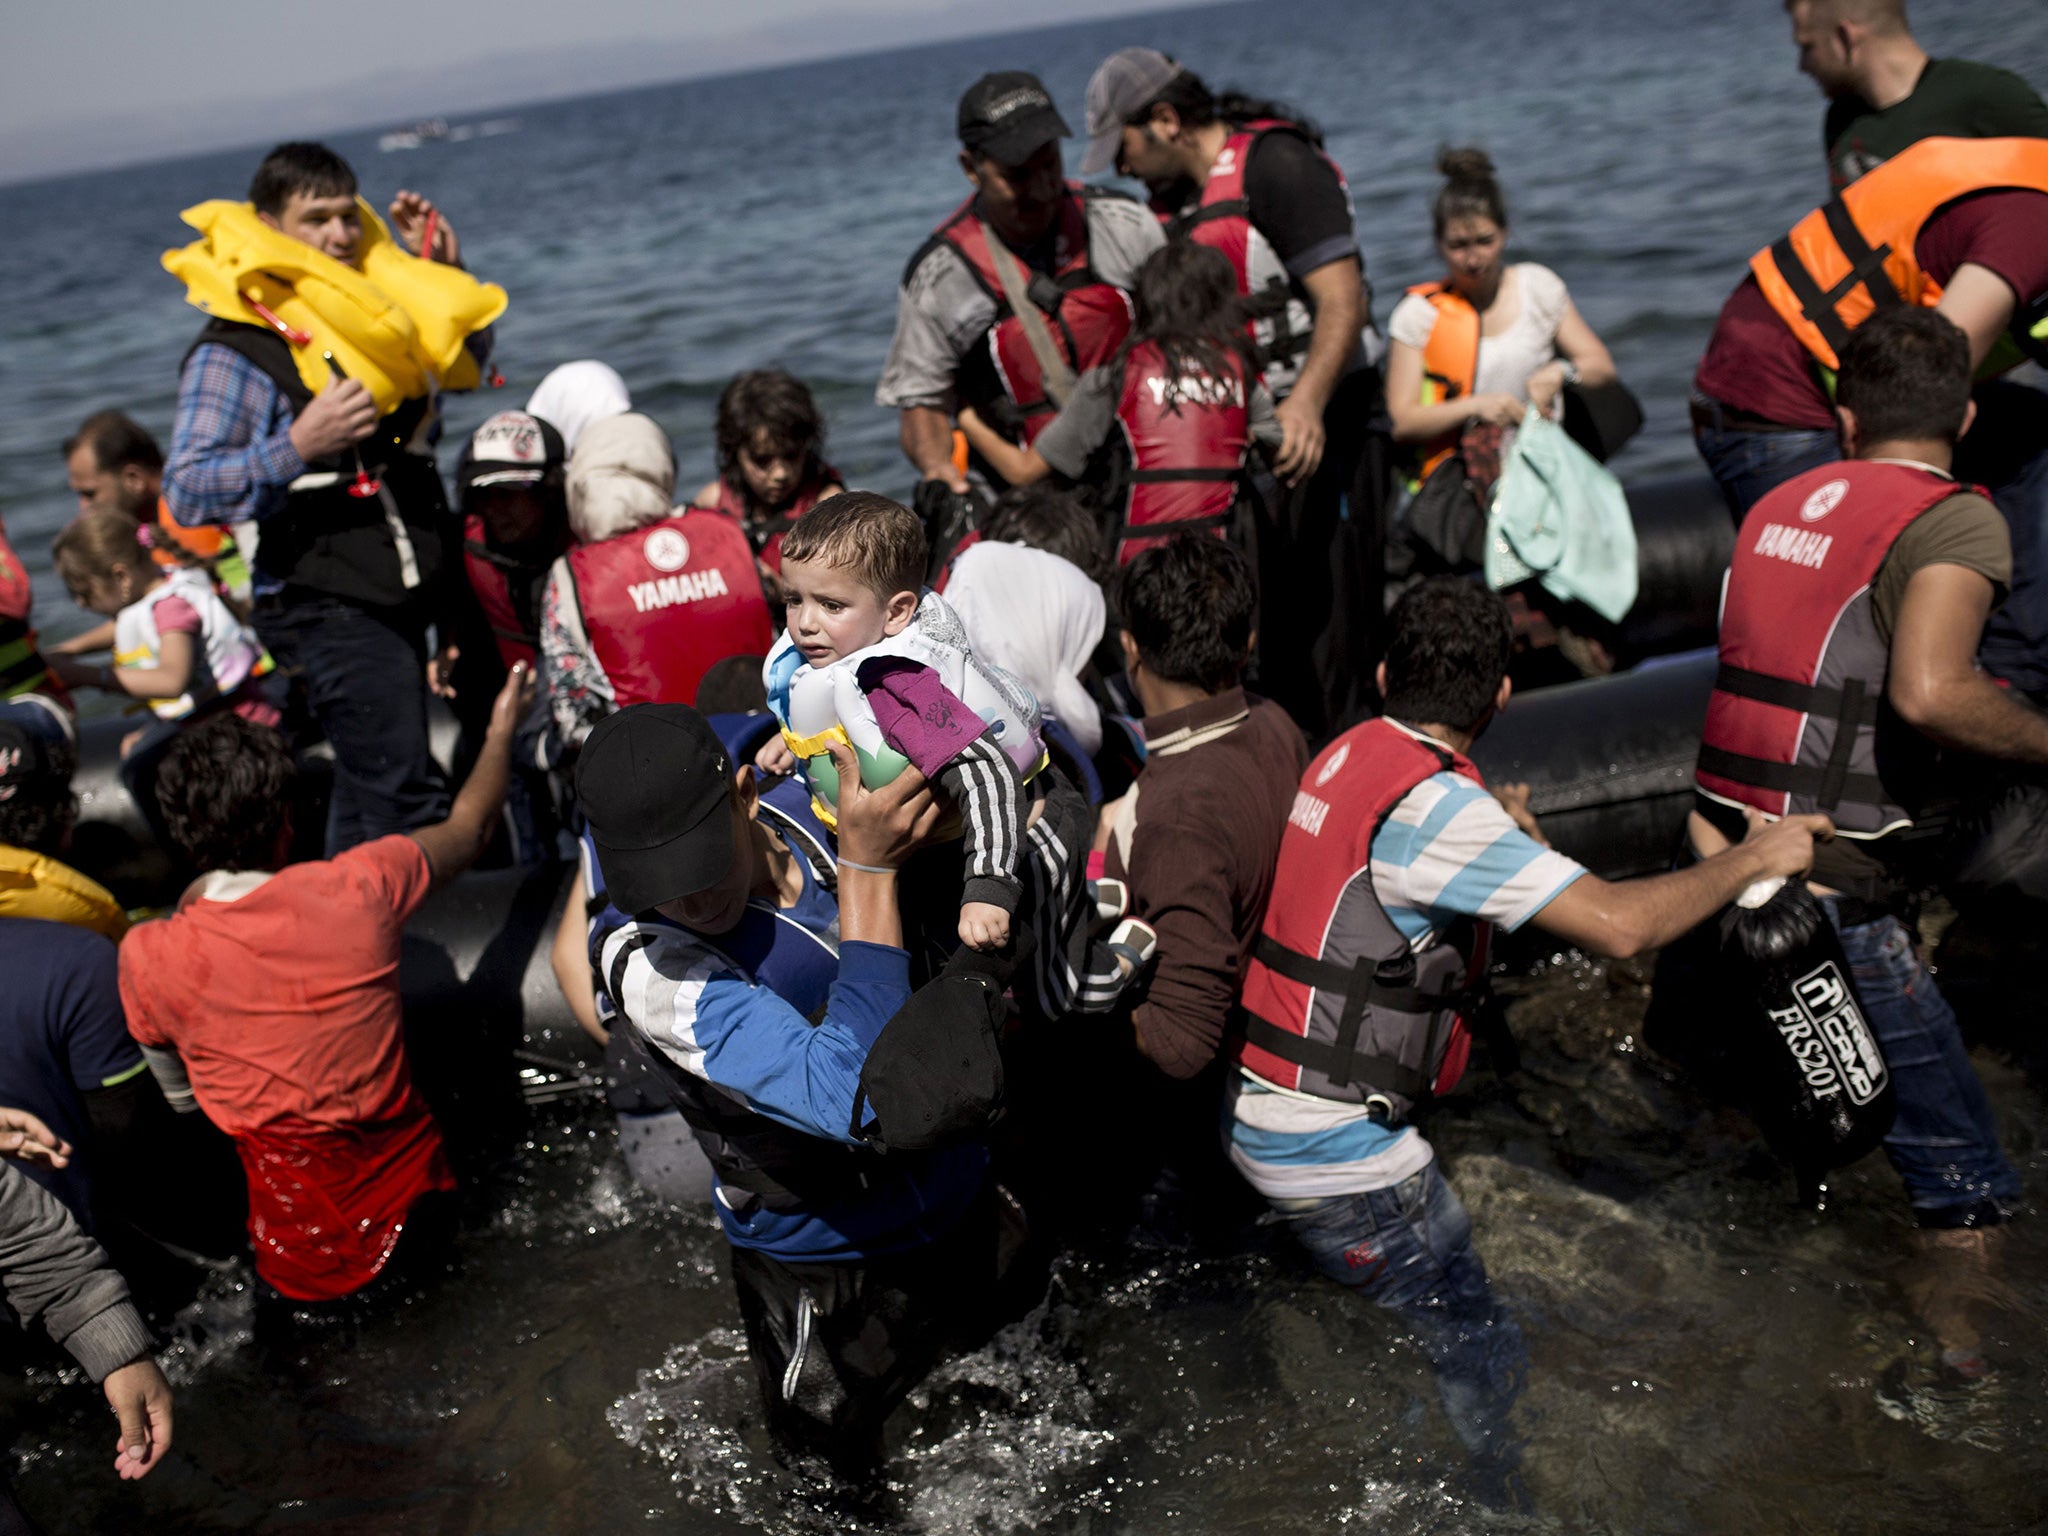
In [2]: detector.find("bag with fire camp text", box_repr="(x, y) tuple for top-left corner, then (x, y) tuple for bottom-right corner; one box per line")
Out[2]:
(1720, 877), (1895, 1197)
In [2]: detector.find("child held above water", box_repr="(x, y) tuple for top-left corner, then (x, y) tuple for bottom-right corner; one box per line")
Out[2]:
(758, 494), (1152, 996)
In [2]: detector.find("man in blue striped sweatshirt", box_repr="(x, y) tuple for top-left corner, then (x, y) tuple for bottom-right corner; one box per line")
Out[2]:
(576, 703), (1010, 1478)
(1230, 578), (1826, 1483)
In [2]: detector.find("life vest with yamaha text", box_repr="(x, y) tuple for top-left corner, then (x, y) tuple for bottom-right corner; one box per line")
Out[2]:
(931, 186), (1136, 446)
(698, 467), (841, 572)
(1751, 136), (2048, 373)
(1157, 121), (1350, 397)
(1404, 281), (1482, 480)
(1111, 341), (1253, 563)
(1237, 718), (1489, 1119)
(462, 514), (570, 669)
(1696, 461), (1968, 837)
(565, 511), (775, 709)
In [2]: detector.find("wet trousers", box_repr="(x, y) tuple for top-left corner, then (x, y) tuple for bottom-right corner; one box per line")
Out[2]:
(726, 1189), (1017, 1479)
(1270, 1160), (1526, 1465)
(1825, 905), (2020, 1226)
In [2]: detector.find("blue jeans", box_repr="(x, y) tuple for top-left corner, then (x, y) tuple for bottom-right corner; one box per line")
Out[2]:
(1827, 906), (2020, 1225)
(255, 597), (448, 855)
(1692, 421), (1841, 522)
(1275, 1161), (1527, 1465)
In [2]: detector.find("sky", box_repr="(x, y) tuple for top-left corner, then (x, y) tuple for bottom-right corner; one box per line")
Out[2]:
(3, 0), (1209, 184)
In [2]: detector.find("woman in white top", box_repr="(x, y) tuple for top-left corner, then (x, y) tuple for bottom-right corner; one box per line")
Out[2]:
(1385, 148), (1617, 467)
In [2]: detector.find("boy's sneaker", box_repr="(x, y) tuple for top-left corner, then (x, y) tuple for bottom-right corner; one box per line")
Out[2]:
(1105, 916), (1157, 979)
(1089, 878), (1130, 925)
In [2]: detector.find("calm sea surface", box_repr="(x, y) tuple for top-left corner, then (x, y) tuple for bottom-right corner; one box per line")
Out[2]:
(4, 2), (2048, 1531)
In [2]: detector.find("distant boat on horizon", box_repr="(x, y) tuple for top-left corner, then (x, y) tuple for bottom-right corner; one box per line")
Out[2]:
(377, 117), (520, 153)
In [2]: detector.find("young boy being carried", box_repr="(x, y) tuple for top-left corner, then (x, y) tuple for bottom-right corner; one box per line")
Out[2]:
(757, 492), (1151, 1012)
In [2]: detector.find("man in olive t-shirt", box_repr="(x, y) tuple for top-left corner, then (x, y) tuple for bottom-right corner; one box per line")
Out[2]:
(1785, 0), (2048, 188)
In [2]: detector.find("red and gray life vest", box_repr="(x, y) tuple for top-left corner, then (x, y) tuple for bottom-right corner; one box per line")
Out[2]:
(696, 467), (840, 573)
(462, 514), (570, 669)
(1236, 718), (1489, 1119)
(1112, 341), (1252, 563)
(1154, 120), (1346, 397)
(564, 510), (775, 709)
(932, 186), (1136, 446)
(1696, 460), (1966, 837)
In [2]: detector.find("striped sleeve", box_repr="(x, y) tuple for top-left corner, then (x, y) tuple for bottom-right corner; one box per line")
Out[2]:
(1371, 773), (1585, 938)
(598, 923), (910, 1142)
(936, 736), (1024, 912)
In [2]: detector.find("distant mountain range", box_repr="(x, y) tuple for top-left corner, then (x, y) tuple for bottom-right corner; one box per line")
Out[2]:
(2, 0), (1218, 185)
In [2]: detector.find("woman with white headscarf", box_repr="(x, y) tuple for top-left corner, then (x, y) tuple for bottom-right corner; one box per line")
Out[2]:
(526, 360), (632, 454)
(944, 540), (1110, 797)
(536, 413), (774, 758)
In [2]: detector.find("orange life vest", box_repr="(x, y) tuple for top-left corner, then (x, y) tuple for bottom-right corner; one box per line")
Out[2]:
(1404, 281), (1481, 479)
(1750, 135), (2048, 371)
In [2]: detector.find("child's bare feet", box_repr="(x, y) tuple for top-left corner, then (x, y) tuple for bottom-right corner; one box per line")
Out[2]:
(959, 901), (1011, 952)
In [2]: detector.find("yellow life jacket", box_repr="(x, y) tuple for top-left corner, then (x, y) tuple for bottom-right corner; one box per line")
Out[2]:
(162, 199), (508, 415)
(0, 845), (128, 940)
(1406, 281), (1481, 482)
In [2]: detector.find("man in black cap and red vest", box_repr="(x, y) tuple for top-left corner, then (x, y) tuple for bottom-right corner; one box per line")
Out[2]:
(1077, 47), (1392, 735)
(878, 71), (1163, 531)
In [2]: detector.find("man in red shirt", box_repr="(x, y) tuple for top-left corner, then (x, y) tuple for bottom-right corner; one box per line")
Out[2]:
(1691, 148), (2048, 697)
(119, 663), (533, 1306)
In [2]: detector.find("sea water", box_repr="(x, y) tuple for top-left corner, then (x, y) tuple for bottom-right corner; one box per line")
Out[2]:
(2, 1), (2046, 1530)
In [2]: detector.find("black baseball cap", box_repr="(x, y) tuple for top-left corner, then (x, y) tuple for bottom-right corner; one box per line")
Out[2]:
(575, 704), (736, 916)
(957, 71), (1071, 164)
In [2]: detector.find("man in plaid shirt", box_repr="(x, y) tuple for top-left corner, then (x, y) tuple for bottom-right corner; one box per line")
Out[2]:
(163, 141), (494, 853)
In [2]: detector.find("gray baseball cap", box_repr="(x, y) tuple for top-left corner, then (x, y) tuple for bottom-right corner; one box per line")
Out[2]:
(1080, 48), (1185, 175)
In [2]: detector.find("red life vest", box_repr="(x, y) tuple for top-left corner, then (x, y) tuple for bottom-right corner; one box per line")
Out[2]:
(1696, 460), (1966, 837)
(1112, 340), (1252, 563)
(565, 510), (775, 709)
(1237, 718), (1489, 1118)
(461, 513), (569, 669)
(1155, 120), (1347, 391)
(696, 466), (840, 573)
(934, 186), (1136, 445)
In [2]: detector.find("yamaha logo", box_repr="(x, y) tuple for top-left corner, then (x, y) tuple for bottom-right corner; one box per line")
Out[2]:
(1315, 741), (1350, 786)
(1800, 478), (1850, 523)
(644, 527), (690, 572)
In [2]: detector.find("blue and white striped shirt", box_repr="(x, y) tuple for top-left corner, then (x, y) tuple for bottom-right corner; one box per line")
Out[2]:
(1230, 724), (1586, 1200)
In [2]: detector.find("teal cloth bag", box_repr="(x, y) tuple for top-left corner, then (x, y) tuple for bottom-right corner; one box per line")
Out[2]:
(1484, 407), (1639, 623)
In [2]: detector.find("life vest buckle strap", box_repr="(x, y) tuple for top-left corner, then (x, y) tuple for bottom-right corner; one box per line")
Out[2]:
(1694, 742), (1887, 805)
(1712, 663), (1881, 725)
(1125, 469), (1243, 485)
(1241, 1013), (1433, 1105)
(1250, 935), (1470, 1019)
